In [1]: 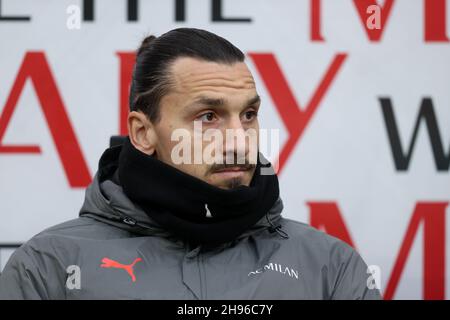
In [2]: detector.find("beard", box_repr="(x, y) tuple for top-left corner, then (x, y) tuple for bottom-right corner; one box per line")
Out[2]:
(225, 177), (244, 189)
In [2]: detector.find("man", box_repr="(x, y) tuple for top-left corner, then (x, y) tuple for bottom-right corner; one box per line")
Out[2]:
(0, 28), (381, 299)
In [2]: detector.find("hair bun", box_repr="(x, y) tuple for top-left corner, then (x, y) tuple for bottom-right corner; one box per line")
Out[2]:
(137, 35), (157, 56)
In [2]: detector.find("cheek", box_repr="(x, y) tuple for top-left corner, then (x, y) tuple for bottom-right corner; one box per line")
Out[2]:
(153, 126), (178, 164)
(198, 164), (211, 180)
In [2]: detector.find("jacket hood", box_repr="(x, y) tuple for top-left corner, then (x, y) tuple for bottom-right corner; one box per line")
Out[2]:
(79, 144), (286, 244)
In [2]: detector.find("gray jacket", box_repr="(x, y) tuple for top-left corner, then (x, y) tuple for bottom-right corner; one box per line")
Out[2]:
(0, 160), (382, 299)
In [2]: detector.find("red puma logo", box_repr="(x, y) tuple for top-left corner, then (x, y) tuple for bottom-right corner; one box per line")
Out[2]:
(100, 257), (142, 282)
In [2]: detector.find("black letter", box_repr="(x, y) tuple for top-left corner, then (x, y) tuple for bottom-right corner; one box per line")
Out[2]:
(212, 0), (251, 22)
(83, 0), (138, 22)
(380, 97), (449, 171)
(175, 0), (185, 21)
(0, 0), (30, 21)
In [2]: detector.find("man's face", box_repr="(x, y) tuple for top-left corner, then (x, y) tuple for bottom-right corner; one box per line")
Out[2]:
(141, 57), (260, 190)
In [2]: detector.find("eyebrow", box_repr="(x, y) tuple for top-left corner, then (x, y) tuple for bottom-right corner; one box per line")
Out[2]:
(188, 94), (261, 109)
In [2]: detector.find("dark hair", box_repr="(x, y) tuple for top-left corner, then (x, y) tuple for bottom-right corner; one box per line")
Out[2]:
(129, 28), (246, 123)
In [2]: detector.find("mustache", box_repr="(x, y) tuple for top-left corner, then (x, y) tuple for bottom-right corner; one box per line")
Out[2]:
(209, 161), (256, 173)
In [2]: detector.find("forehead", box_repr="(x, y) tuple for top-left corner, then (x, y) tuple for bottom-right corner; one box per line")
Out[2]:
(168, 57), (256, 96)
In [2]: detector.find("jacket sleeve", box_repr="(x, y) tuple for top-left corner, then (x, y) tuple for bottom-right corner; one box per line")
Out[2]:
(330, 244), (383, 300)
(0, 246), (49, 300)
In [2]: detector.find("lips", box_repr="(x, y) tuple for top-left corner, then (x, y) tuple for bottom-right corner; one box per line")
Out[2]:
(214, 166), (250, 173)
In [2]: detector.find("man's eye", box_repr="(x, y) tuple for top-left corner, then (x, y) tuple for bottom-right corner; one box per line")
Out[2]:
(244, 110), (258, 121)
(198, 112), (216, 123)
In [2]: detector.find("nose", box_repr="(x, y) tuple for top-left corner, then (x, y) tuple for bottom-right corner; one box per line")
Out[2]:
(223, 116), (249, 164)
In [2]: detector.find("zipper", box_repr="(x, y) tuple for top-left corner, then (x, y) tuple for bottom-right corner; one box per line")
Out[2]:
(198, 251), (207, 299)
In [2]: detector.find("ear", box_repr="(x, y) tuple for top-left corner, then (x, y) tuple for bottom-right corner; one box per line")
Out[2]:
(128, 111), (157, 155)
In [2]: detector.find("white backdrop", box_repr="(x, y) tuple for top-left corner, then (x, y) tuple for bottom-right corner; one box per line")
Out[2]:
(0, 0), (449, 299)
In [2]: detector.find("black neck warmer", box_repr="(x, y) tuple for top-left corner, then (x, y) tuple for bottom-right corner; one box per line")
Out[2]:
(118, 137), (280, 246)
